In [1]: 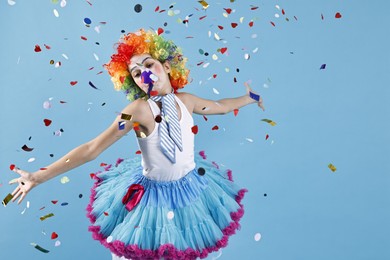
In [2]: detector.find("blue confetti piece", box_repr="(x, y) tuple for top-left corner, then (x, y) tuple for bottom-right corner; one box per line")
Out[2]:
(118, 121), (125, 130)
(319, 64), (326, 70)
(84, 18), (91, 25)
(89, 81), (99, 90)
(61, 202), (68, 206)
(249, 91), (260, 102)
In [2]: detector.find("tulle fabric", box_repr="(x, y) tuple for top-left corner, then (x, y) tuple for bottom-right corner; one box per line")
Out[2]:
(87, 153), (247, 260)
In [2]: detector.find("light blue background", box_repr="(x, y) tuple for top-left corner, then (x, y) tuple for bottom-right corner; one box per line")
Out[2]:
(1, 0), (389, 259)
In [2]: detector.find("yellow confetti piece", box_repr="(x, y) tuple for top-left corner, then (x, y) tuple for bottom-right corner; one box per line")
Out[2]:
(198, 0), (209, 9)
(261, 119), (277, 126)
(2, 193), (13, 207)
(240, 17), (244, 23)
(223, 13), (228, 18)
(65, 158), (70, 163)
(40, 213), (54, 221)
(121, 113), (133, 120)
(60, 176), (70, 184)
(225, 68), (230, 72)
(328, 163), (337, 172)
(212, 54), (218, 60)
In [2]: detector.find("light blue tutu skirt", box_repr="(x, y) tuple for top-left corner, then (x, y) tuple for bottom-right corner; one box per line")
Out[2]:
(86, 152), (247, 260)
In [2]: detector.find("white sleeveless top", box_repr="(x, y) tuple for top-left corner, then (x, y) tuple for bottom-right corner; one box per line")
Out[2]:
(136, 95), (196, 181)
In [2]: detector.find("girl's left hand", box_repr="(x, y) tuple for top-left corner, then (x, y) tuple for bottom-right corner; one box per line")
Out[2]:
(245, 82), (265, 111)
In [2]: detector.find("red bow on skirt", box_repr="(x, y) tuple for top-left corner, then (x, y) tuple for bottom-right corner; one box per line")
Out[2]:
(122, 184), (145, 211)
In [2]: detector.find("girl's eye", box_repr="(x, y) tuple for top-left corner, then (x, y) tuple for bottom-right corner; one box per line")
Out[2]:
(133, 72), (140, 78)
(145, 63), (153, 68)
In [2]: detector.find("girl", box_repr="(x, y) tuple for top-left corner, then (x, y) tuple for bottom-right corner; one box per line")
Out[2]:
(8, 29), (264, 260)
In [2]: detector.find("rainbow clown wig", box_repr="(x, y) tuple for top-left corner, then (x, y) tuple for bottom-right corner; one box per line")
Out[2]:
(104, 29), (190, 101)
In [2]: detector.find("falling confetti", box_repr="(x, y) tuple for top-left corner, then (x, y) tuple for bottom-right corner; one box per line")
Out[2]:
(22, 144), (34, 152)
(319, 64), (326, 70)
(30, 243), (50, 253)
(2, 193), (13, 207)
(335, 12), (342, 19)
(261, 119), (277, 126)
(40, 213), (55, 221)
(254, 233), (262, 241)
(167, 211), (175, 220)
(134, 4), (142, 13)
(328, 163), (337, 172)
(60, 176), (70, 184)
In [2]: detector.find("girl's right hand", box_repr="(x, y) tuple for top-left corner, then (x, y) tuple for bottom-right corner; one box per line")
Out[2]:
(8, 166), (40, 204)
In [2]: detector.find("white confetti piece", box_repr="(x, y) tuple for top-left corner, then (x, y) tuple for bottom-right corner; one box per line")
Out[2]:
(212, 249), (223, 260)
(240, 17), (244, 23)
(106, 236), (113, 243)
(27, 158), (35, 163)
(263, 83), (269, 88)
(275, 5), (280, 10)
(54, 61), (61, 68)
(208, 31), (211, 38)
(62, 53), (69, 59)
(60, 0), (66, 8)
(21, 208), (26, 214)
(212, 54), (218, 60)
(54, 130), (62, 136)
(213, 88), (220, 94)
(275, 13), (280, 18)
(244, 53), (250, 60)
(202, 62), (210, 68)
(222, 13), (228, 18)
(60, 176), (69, 184)
(214, 33), (221, 41)
(94, 25), (101, 33)
(27, 201), (30, 208)
(254, 233), (262, 241)
(53, 9), (59, 17)
(8, 0), (16, 6)
(43, 101), (52, 109)
(246, 138), (254, 143)
(253, 47), (259, 53)
(167, 211), (174, 220)
(251, 34), (258, 39)
(93, 53), (99, 61)
(55, 240), (61, 247)
(225, 68), (230, 72)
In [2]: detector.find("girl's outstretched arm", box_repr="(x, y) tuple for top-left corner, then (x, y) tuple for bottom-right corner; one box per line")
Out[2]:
(179, 84), (265, 115)
(8, 100), (143, 204)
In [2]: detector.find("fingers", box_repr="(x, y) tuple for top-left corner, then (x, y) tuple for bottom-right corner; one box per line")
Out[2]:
(11, 189), (23, 203)
(9, 178), (19, 185)
(17, 193), (26, 205)
(11, 186), (20, 196)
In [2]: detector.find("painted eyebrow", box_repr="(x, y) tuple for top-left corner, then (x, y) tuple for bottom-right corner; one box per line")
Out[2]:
(130, 57), (152, 73)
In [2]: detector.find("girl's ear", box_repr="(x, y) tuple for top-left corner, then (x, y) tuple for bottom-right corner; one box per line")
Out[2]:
(163, 61), (171, 73)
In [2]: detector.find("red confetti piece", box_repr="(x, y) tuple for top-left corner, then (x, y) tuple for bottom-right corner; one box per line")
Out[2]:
(44, 44), (51, 50)
(220, 47), (227, 54)
(233, 109), (239, 116)
(321, 13), (324, 20)
(43, 119), (52, 127)
(135, 150), (142, 155)
(39, 206), (46, 211)
(157, 27), (164, 35)
(212, 125), (219, 131)
(335, 12), (342, 18)
(231, 23), (238, 28)
(265, 134), (269, 140)
(199, 15), (207, 20)
(97, 71), (103, 75)
(88, 67), (94, 70)
(133, 122), (140, 131)
(150, 90), (159, 96)
(51, 232), (58, 239)
(21, 145), (34, 152)
(213, 74), (217, 78)
(224, 8), (232, 14)
(282, 9), (285, 15)
(203, 115), (208, 121)
(70, 81), (78, 86)
(10, 164), (15, 171)
(197, 61), (204, 66)
(270, 21), (276, 27)
(59, 101), (67, 104)
(104, 212), (109, 216)
(249, 21), (254, 27)
(51, 200), (58, 204)
(185, 36), (194, 39)
(34, 45), (42, 52)
(218, 25), (224, 30)
(191, 125), (198, 135)
(40, 168), (47, 171)
(159, 9), (166, 13)
(86, 1), (92, 6)
(100, 163), (107, 167)
(234, 77), (237, 83)
(89, 173), (95, 179)
(155, 6), (159, 12)
(81, 36), (87, 41)
(199, 151), (207, 160)
(250, 6), (259, 10)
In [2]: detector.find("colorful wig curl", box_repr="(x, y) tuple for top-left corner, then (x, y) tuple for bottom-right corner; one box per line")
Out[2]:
(104, 29), (190, 101)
